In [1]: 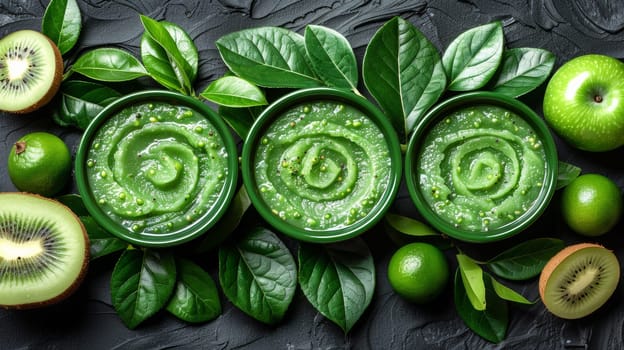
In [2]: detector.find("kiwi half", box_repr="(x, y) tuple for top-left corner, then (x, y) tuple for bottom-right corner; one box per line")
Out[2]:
(0, 192), (89, 309)
(539, 243), (620, 319)
(0, 30), (62, 114)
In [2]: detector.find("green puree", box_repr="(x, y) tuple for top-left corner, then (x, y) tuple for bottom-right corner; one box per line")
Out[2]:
(254, 101), (391, 231)
(86, 102), (229, 234)
(418, 105), (547, 232)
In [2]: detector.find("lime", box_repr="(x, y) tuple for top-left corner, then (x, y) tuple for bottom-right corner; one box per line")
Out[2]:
(561, 173), (622, 236)
(7, 132), (71, 197)
(387, 242), (450, 303)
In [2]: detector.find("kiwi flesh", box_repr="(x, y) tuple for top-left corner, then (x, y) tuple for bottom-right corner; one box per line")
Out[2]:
(0, 30), (63, 114)
(0, 192), (89, 309)
(539, 243), (620, 319)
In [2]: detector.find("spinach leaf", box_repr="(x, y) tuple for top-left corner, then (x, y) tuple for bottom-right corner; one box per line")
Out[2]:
(489, 48), (556, 97)
(80, 216), (126, 260)
(41, 0), (81, 55)
(298, 237), (375, 333)
(454, 269), (508, 343)
(486, 238), (564, 280)
(304, 25), (359, 91)
(140, 16), (198, 95)
(218, 104), (263, 140)
(166, 258), (221, 323)
(487, 273), (535, 305)
(442, 21), (504, 91)
(218, 226), (297, 325)
(52, 80), (121, 129)
(200, 76), (267, 107)
(556, 161), (582, 190)
(216, 27), (322, 88)
(457, 253), (486, 311)
(71, 48), (148, 81)
(363, 17), (446, 141)
(110, 249), (177, 329)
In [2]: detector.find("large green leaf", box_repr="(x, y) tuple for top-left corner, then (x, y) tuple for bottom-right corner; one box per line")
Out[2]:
(304, 25), (358, 91)
(200, 76), (267, 107)
(80, 216), (126, 260)
(110, 249), (177, 329)
(457, 253), (486, 311)
(486, 238), (565, 280)
(489, 48), (556, 97)
(71, 48), (148, 81)
(218, 105), (264, 140)
(216, 27), (322, 88)
(41, 0), (81, 55)
(298, 237), (375, 333)
(218, 227), (297, 325)
(52, 80), (121, 129)
(363, 17), (446, 141)
(166, 258), (221, 323)
(442, 21), (504, 91)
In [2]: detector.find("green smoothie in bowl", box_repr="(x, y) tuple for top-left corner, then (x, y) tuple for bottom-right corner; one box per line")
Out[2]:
(242, 88), (402, 243)
(406, 92), (557, 243)
(75, 91), (238, 247)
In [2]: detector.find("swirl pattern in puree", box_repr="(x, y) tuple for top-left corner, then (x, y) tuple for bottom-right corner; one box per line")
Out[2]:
(254, 101), (391, 231)
(86, 102), (229, 234)
(417, 105), (547, 232)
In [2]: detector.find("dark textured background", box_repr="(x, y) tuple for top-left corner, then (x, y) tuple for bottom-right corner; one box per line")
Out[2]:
(1, 1), (624, 349)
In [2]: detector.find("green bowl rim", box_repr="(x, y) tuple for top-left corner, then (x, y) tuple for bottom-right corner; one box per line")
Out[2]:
(75, 90), (239, 247)
(241, 87), (403, 243)
(405, 91), (558, 243)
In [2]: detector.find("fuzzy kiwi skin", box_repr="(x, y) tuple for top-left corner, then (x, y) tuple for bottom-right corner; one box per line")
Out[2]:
(0, 192), (90, 310)
(0, 31), (63, 114)
(539, 243), (620, 319)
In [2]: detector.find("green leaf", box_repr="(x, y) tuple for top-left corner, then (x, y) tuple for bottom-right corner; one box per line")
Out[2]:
(71, 48), (148, 82)
(41, 0), (81, 55)
(56, 193), (89, 216)
(110, 249), (177, 329)
(384, 213), (439, 237)
(489, 48), (556, 97)
(52, 80), (122, 129)
(80, 216), (126, 260)
(443, 21), (504, 91)
(218, 226), (297, 325)
(456, 253), (486, 311)
(218, 104), (263, 140)
(363, 17), (446, 141)
(298, 237), (375, 333)
(454, 269), (508, 343)
(487, 273), (535, 305)
(200, 76), (267, 107)
(216, 26), (322, 88)
(304, 25), (358, 91)
(486, 238), (565, 280)
(166, 258), (221, 323)
(140, 16), (198, 94)
(556, 161), (582, 190)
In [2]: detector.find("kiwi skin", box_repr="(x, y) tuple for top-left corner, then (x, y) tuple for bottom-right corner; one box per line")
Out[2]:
(0, 30), (63, 114)
(539, 243), (620, 319)
(0, 192), (90, 310)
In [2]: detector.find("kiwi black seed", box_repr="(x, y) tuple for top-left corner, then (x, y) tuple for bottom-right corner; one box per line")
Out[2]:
(0, 30), (62, 114)
(539, 243), (620, 319)
(0, 192), (89, 309)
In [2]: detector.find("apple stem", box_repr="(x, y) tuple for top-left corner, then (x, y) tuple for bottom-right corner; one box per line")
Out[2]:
(594, 95), (603, 103)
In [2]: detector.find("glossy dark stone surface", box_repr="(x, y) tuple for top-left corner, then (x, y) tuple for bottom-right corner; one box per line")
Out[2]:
(1, 1), (624, 349)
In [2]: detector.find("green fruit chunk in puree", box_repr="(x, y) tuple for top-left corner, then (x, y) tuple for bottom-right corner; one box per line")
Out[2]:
(86, 102), (229, 233)
(254, 101), (391, 231)
(417, 105), (547, 232)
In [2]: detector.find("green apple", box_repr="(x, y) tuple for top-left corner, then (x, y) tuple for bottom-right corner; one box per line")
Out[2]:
(543, 54), (624, 152)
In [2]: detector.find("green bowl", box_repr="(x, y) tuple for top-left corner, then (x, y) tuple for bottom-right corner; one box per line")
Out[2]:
(405, 91), (558, 243)
(75, 90), (239, 247)
(241, 87), (402, 243)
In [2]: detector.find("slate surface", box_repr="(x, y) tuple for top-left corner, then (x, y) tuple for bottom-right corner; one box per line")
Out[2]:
(1, 1), (624, 349)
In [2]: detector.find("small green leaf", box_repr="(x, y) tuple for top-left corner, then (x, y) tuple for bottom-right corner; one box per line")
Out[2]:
(363, 16), (446, 141)
(166, 258), (221, 323)
(443, 21), (504, 91)
(384, 213), (439, 237)
(111, 249), (177, 329)
(218, 105), (263, 140)
(454, 269), (508, 343)
(218, 227), (297, 325)
(298, 237), (375, 333)
(304, 25), (358, 91)
(71, 48), (148, 82)
(216, 27), (322, 88)
(200, 76), (267, 107)
(556, 161), (582, 190)
(41, 0), (81, 55)
(52, 80), (122, 129)
(56, 193), (89, 217)
(457, 253), (486, 311)
(487, 238), (565, 280)
(489, 48), (556, 97)
(80, 216), (126, 260)
(487, 273), (535, 305)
